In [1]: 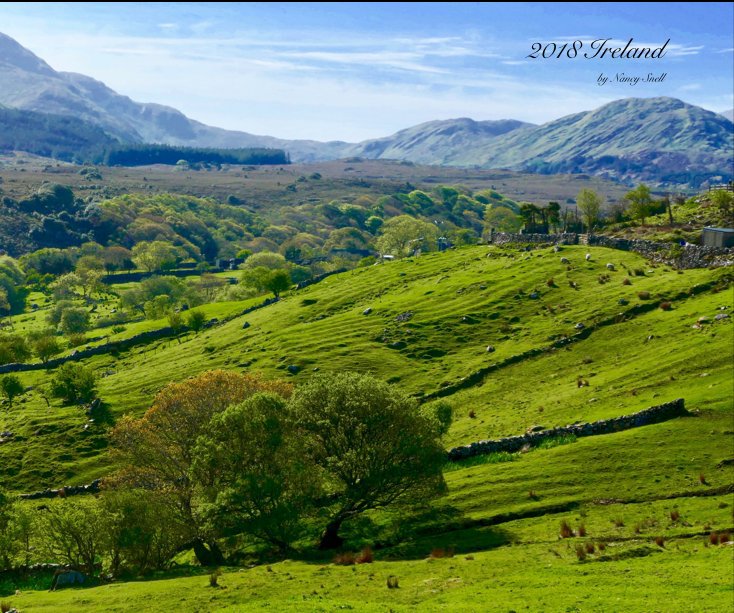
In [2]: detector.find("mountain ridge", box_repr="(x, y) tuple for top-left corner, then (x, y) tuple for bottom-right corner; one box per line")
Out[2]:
(0, 32), (732, 185)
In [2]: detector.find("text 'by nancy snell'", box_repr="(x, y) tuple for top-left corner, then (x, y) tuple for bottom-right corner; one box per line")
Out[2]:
(527, 38), (670, 60)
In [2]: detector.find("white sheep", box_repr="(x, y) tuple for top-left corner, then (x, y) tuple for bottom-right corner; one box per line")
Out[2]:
(585, 253), (592, 261)
(606, 263), (615, 271)
(560, 257), (569, 264)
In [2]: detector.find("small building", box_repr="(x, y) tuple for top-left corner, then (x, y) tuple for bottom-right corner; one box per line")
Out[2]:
(702, 227), (734, 248)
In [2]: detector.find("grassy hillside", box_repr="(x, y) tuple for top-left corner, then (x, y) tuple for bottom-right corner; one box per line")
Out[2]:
(2, 243), (732, 611)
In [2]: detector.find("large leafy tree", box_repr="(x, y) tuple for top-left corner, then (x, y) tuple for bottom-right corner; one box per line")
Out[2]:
(376, 215), (439, 257)
(110, 370), (292, 566)
(192, 393), (319, 551)
(291, 372), (447, 549)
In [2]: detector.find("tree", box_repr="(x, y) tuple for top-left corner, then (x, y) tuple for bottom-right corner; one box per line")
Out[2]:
(31, 332), (61, 364)
(265, 270), (290, 298)
(241, 267), (291, 298)
(75, 255), (105, 299)
(1, 375), (23, 408)
(132, 241), (183, 273)
(103, 245), (134, 272)
(186, 310), (206, 333)
(168, 311), (184, 343)
(625, 184), (654, 225)
(195, 273), (227, 302)
(576, 189), (604, 232)
(51, 363), (97, 404)
(709, 189), (734, 225)
(376, 216), (439, 257)
(192, 393), (318, 551)
(51, 272), (82, 300)
(110, 370), (292, 566)
(519, 202), (542, 232)
(291, 372), (447, 549)
(60, 307), (90, 335)
(484, 205), (523, 234)
(242, 251), (287, 271)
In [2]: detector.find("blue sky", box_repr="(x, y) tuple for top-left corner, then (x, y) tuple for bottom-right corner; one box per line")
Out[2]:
(0, 2), (731, 140)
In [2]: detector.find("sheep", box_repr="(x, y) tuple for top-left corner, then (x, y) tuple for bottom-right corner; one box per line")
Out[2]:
(560, 257), (570, 264)
(606, 263), (615, 271)
(585, 253), (592, 261)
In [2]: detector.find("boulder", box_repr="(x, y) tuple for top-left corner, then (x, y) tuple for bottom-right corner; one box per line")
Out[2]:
(363, 307), (372, 315)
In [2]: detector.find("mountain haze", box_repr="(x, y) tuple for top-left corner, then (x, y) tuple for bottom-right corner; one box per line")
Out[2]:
(0, 32), (732, 185)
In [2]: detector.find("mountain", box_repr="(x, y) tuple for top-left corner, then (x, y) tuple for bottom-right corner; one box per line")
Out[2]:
(0, 32), (349, 161)
(345, 118), (532, 165)
(350, 98), (733, 186)
(0, 32), (732, 185)
(721, 109), (734, 122)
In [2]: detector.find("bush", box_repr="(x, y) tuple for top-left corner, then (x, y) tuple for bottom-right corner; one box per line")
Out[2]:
(51, 363), (97, 404)
(355, 546), (374, 564)
(60, 307), (90, 335)
(559, 520), (574, 538)
(637, 291), (651, 300)
(333, 552), (355, 565)
(0, 334), (30, 365)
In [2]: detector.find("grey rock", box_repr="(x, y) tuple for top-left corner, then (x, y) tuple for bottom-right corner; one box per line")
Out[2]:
(363, 307), (372, 315)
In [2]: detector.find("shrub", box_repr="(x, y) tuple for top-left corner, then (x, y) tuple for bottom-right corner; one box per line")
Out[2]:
(613, 518), (625, 528)
(356, 546), (374, 564)
(670, 510), (680, 522)
(51, 363), (97, 404)
(659, 301), (672, 311)
(654, 536), (665, 548)
(560, 520), (574, 538)
(430, 547), (455, 559)
(637, 291), (651, 300)
(111, 325), (126, 335)
(709, 532), (719, 546)
(386, 575), (400, 589)
(622, 277), (631, 285)
(333, 552), (355, 565)
(699, 473), (707, 485)
(187, 310), (206, 333)
(209, 569), (221, 588)
(577, 524), (587, 537)
(597, 542), (606, 551)
(1, 601), (11, 613)
(468, 409), (476, 419)
(575, 545), (587, 561)
(67, 333), (87, 347)
(720, 532), (731, 544)
(585, 542), (595, 554)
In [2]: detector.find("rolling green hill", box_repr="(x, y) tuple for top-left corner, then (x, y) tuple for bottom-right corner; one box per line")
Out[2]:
(2, 242), (732, 611)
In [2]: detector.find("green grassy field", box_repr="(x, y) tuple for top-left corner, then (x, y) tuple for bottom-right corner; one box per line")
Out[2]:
(1, 244), (732, 612)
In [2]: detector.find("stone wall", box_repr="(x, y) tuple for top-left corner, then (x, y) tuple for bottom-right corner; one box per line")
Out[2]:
(447, 399), (687, 461)
(489, 232), (734, 269)
(20, 479), (101, 500)
(491, 232), (579, 246)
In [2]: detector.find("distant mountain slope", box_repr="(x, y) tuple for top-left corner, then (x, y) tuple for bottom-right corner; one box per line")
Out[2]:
(351, 98), (733, 186)
(346, 118), (532, 165)
(0, 106), (117, 160)
(721, 109), (734, 122)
